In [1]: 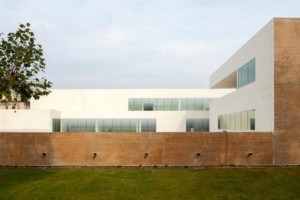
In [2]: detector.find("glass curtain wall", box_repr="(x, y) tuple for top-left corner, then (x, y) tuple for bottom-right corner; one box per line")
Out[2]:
(218, 110), (255, 130)
(128, 98), (179, 111)
(238, 58), (256, 88)
(180, 98), (213, 111)
(129, 98), (215, 111)
(55, 119), (156, 133)
(186, 119), (209, 132)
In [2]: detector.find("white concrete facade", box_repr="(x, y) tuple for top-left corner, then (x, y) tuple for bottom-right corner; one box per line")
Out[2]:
(209, 19), (274, 132)
(0, 89), (234, 132)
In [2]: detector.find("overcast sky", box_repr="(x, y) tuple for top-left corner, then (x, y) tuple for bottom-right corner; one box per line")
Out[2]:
(0, 0), (299, 89)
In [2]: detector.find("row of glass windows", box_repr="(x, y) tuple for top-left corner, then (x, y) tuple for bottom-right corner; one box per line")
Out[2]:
(52, 119), (156, 133)
(238, 58), (256, 88)
(128, 98), (214, 111)
(218, 110), (255, 130)
(186, 118), (209, 132)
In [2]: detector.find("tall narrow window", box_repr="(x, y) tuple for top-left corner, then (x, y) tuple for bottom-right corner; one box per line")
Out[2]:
(70, 119), (78, 132)
(238, 58), (256, 88)
(86, 119), (95, 132)
(164, 99), (172, 111)
(122, 119), (130, 132)
(156, 99), (164, 111)
(128, 99), (135, 111)
(143, 99), (153, 111)
(150, 99), (156, 111)
(180, 99), (187, 110)
(104, 119), (112, 132)
(113, 119), (122, 132)
(171, 99), (179, 111)
(61, 119), (69, 132)
(134, 99), (142, 111)
(187, 99), (194, 111)
(203, 99), (209, 111)
(186, 119), (194, 132)
(52, 119), (61, 132)
(195, 99), (202, 111)
(129, 119), (139, 132)
(148, 119), (156, 132)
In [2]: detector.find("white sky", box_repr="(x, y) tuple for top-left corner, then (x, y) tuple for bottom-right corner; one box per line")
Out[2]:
(1, 0), (299, 89)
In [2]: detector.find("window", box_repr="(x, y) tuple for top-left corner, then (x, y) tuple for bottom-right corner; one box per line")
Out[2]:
(156, 99), (164, 111)
(113, 119), (122, 132)
(180, 99), (187, 110)
(129, 119), (139, 132)
(147, 119), (156, 132)
(186, 119), (209, 132)
(128, 99), (135, 111)
(104, 119), (113, 132)
(61, 119), (69, 132)
(171, 98), (179, 111)
(203, 99), (209, 111)
(187, 99), (194, 111)
(238, 58), (256, 88)
(218, 110), (255, 130)
(180, 98), (211, 111)
(135, 99), (142, 111)
(122, 119), (130, 132)
(165, 99), (172, 111)
(57, 119), (156, 133)
(52, 119), (61, 132)
(143, 99), (154, 111)
(195, 99), (202, 111)
(70, 119), (78, 132)
(87, 119), (95, 132)
(129, 98), (212, 111)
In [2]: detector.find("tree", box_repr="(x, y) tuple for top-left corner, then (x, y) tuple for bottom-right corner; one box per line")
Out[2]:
(0, 23), (52, 107)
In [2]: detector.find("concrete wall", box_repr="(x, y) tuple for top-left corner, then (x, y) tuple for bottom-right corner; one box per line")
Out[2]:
(0, 132), (273, 166)
(31, 89), (234, 112)
(274, 18), (300, 164)
(0, 110), (60, 132)
(209, 19), (274, 132)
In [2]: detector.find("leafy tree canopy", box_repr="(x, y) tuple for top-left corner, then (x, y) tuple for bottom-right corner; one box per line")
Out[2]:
(0, 23), (52, 105)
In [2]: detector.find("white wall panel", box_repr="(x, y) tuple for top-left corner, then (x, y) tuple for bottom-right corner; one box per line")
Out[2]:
(209, 19), (274, 132)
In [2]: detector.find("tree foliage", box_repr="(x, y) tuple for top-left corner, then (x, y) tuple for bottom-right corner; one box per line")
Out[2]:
(0, 23), (52, 105)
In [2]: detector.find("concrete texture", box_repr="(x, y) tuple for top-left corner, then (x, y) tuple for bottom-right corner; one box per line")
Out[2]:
(274, 18), (300, 164)
(0, 132), (273, 166)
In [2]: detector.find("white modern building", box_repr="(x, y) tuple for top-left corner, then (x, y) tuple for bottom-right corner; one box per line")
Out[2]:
(0, 18), (299, 133)
(0, 89), (234, 132)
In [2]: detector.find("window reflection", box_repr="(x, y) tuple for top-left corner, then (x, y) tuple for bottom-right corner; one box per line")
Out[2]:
(218, 110), (255, 130)
(129, 98), (212, 111)
(186, 118), (209, 132)
(54, 119), (156, 133)
(52, 119), (61, 132)
(238, 58), (256, 88)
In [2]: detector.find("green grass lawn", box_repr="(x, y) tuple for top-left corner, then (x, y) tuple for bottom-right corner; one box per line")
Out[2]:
(0, 167), (300, 200)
